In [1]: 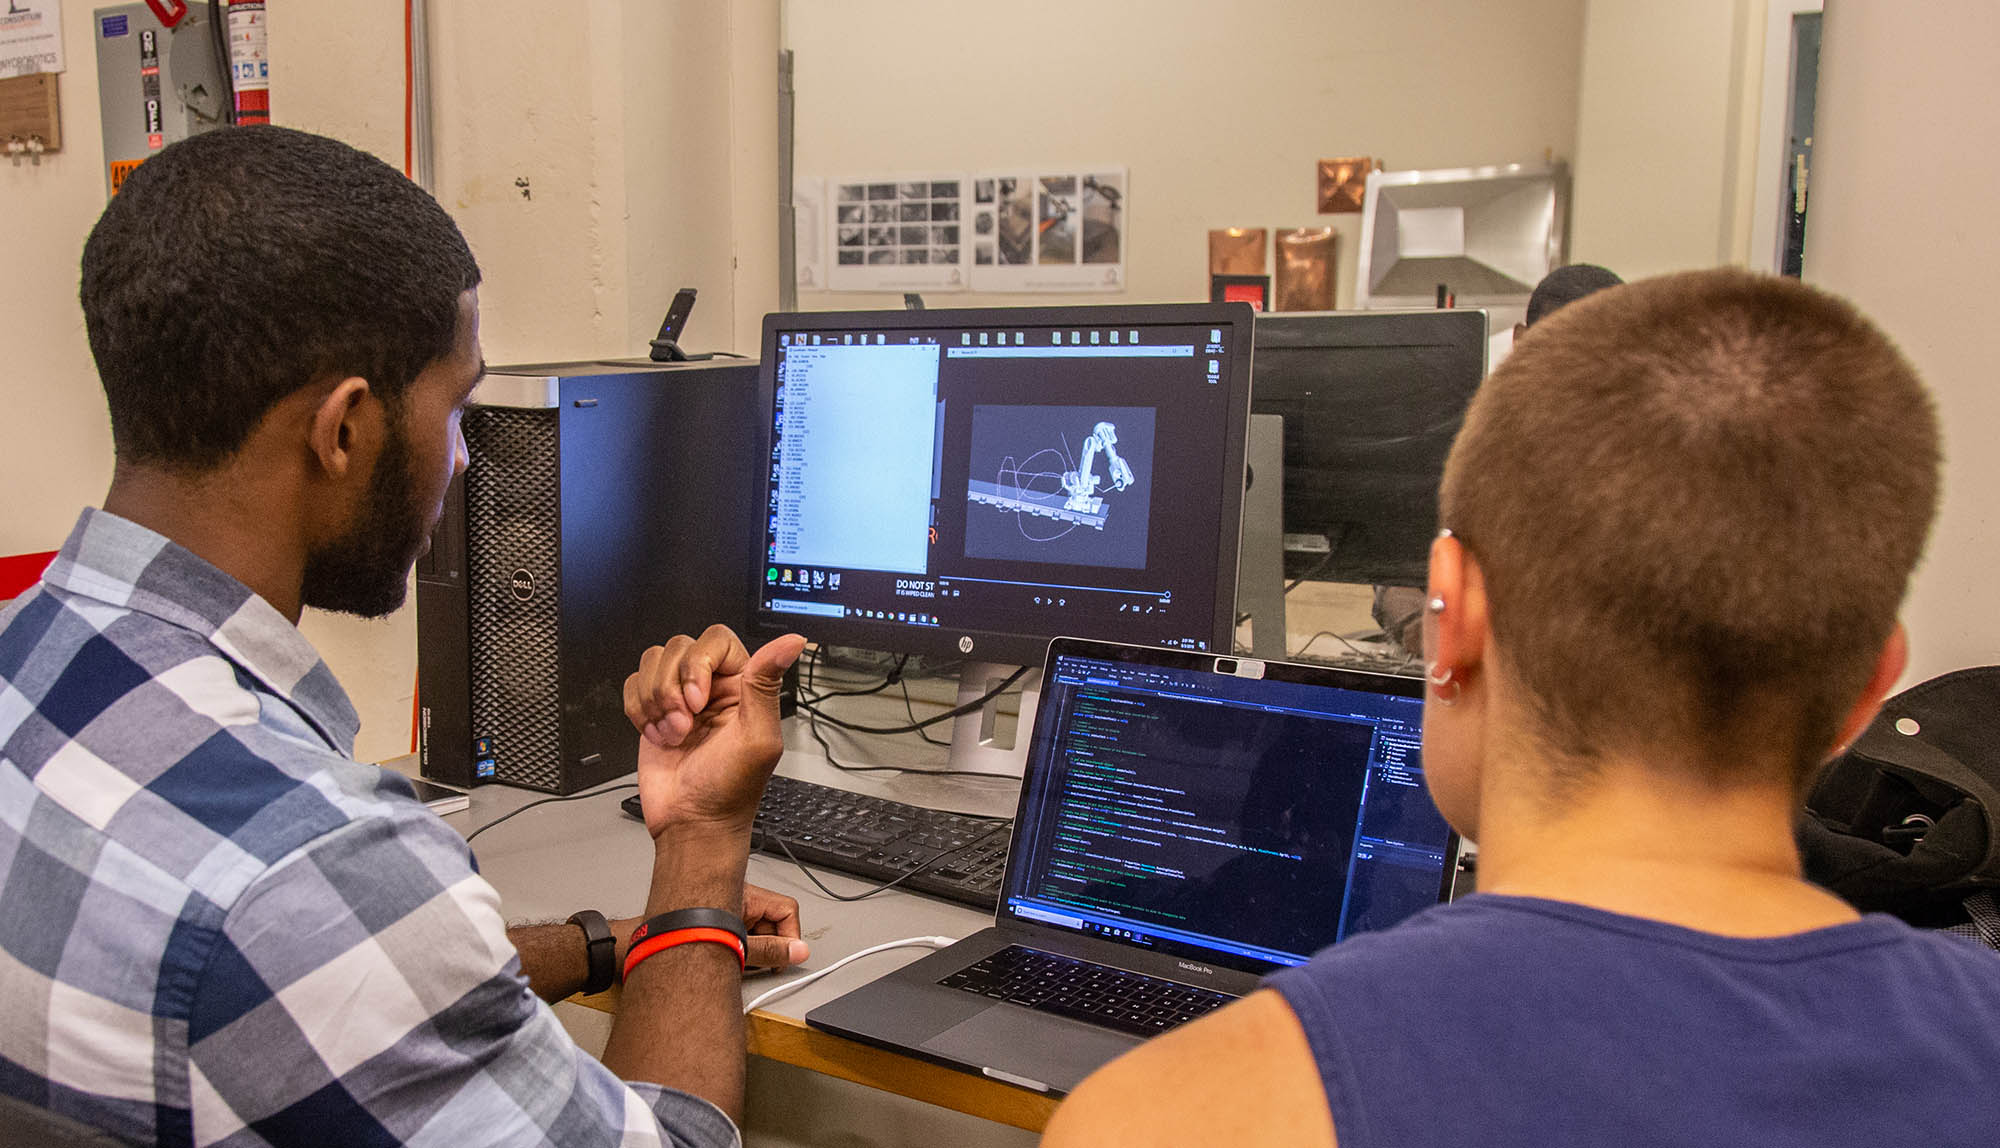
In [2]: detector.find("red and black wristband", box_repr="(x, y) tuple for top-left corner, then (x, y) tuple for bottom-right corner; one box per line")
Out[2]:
(622, 908), (748, 982)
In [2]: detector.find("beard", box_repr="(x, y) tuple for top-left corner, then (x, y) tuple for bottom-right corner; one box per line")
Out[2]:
(300, 418), (434, 619)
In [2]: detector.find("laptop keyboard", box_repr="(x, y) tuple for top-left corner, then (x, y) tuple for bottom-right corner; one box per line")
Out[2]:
(938, 945), (1236, 1038)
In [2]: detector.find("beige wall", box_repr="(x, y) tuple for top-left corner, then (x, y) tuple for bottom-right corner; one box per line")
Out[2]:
(785, 0), (1587, 313)
(0, 1), (116, 559)
(1570, 0), (1764, 278)
(1808, 0), (2000, 680)
(0, 0), (779, 763)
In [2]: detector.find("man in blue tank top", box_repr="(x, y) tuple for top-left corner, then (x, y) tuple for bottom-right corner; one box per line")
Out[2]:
(1044, 269), (2000, 1146)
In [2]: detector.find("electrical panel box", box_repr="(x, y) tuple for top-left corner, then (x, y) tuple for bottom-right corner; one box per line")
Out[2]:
(93, 3), (228, 194)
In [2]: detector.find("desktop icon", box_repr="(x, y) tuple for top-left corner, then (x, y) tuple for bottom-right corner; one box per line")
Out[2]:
(829, 573), (841, 589)
(766, 568), (778, 582)
(1110, 331), (1121, 344)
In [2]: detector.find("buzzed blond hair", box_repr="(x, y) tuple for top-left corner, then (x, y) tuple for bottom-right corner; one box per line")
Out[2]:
(1440, 269), (1940, 780)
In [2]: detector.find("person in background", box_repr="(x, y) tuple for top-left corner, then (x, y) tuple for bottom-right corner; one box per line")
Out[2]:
(1045, 268), (2000, 1147)
(0, 124), (805, 1146)
(1519, 261), (1624, 337)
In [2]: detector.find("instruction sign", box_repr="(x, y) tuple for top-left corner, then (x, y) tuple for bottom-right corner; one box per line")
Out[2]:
(0, 1), (65, 78)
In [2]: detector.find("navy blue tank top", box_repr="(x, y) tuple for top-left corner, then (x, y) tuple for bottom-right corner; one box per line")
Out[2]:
(1266, 894), (2000, 1146)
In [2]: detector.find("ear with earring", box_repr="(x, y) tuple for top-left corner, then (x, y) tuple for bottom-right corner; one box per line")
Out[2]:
(1423, 594), (1460, 706)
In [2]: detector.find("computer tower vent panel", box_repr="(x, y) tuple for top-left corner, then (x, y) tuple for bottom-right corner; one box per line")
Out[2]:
(464, 406), (564, 793)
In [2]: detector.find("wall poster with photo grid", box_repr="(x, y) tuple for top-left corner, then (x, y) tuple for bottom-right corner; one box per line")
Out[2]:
(968, 167), (1126, 293)
(827, 174), (969, 292)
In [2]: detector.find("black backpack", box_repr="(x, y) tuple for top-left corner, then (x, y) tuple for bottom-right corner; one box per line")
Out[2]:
(1799, 666), (2000, 950)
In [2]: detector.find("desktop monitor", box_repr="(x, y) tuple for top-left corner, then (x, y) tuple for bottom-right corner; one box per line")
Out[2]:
(1250, 309), (1488, 588)
(749, 302), (1255, 767)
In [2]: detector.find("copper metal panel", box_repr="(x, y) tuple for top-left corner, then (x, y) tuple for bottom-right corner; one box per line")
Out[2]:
(1274, 228), (1336, 311)
(1208, 228), (1267, 276)
(1317, 157), (1380, 214)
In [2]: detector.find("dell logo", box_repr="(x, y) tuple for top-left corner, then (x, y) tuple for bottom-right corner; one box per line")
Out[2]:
(958, 635), (974, 654)
(509, 569), (535, 601)
(1176, 960), (1215, 977)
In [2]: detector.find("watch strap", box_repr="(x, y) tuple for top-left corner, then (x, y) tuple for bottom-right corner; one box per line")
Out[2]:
(566, 909), (617, 996)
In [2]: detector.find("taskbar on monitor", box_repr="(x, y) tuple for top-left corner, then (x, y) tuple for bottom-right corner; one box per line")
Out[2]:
(759, 594), (1212, 653)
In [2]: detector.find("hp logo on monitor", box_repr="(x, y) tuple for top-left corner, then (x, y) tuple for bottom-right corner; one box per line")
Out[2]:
(958, 636), (974, 654)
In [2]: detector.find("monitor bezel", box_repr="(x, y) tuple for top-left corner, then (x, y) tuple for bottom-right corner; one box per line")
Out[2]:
(748, 302), (1256, 668)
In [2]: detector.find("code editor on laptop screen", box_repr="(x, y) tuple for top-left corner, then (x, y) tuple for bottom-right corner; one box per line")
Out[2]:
(1005, 653), (1455, 970)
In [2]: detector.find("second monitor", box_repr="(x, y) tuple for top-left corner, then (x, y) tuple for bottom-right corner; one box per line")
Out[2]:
(1250, 308), (1489, 589)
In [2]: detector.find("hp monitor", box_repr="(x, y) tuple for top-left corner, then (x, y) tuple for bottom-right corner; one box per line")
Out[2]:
(750, 303), (1256, 769)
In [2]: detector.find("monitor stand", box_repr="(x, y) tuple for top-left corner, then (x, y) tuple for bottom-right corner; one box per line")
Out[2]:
(945, 662), (1044, 778)
(1237, 413), (1287, 659)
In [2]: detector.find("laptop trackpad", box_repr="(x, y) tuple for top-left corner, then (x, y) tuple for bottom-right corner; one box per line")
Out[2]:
(920, 1006), (1140, 1093)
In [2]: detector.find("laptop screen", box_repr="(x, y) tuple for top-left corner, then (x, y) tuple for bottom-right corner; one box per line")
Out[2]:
(1002, 644), (1458, 974)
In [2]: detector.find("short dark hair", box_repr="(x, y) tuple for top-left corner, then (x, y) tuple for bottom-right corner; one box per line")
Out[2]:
(1442, 269), (1940, 781)
(80, 126), (481, 469)
(1525, 263), (1623, 327)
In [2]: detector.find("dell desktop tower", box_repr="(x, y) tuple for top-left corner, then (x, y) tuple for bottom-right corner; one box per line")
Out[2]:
(416, 360), (760, 794)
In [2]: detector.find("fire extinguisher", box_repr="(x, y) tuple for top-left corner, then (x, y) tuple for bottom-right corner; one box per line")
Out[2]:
(225, 0), (269, 125)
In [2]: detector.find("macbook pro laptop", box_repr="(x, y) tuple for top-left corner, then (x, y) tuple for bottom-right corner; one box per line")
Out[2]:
(805, 637), (1461, 1094)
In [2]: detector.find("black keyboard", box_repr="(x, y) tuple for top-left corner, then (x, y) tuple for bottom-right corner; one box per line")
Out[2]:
(938, 945), (1235, 1038)
(620, 774), (1010, 910)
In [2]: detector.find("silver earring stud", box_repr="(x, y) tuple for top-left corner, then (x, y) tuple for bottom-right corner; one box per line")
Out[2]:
(1427, 597), (1446, 614)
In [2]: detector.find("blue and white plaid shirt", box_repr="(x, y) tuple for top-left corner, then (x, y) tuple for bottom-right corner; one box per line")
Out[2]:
(0, 509), (736, 1147)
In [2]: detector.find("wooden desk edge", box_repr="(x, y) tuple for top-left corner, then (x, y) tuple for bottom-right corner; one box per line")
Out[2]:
(572, 990), (1058, 1133)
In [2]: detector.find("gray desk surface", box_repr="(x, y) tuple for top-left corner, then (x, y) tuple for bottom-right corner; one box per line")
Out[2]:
(418, 677), (1060, 1131)
(442, 714), (1016, 1020)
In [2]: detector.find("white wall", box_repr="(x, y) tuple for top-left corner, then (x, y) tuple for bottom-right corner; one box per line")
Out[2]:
(0, 0), (778, 763)
(1807, 0), (2000, 680)
(785, 0), (1587, 312)
(1570, 0), (1765, 277)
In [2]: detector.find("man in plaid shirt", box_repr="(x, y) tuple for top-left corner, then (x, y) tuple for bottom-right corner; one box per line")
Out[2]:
(0, 126), (807, 1145)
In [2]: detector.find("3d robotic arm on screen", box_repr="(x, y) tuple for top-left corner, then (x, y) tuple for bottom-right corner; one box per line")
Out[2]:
(1062, 422), (1134, 514)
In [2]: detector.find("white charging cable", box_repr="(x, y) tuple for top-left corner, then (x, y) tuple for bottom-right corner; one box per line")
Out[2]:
(744, 935), (959, 1015)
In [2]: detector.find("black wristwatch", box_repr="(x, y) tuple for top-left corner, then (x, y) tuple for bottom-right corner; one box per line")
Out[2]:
(567, 909), (618, 996)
